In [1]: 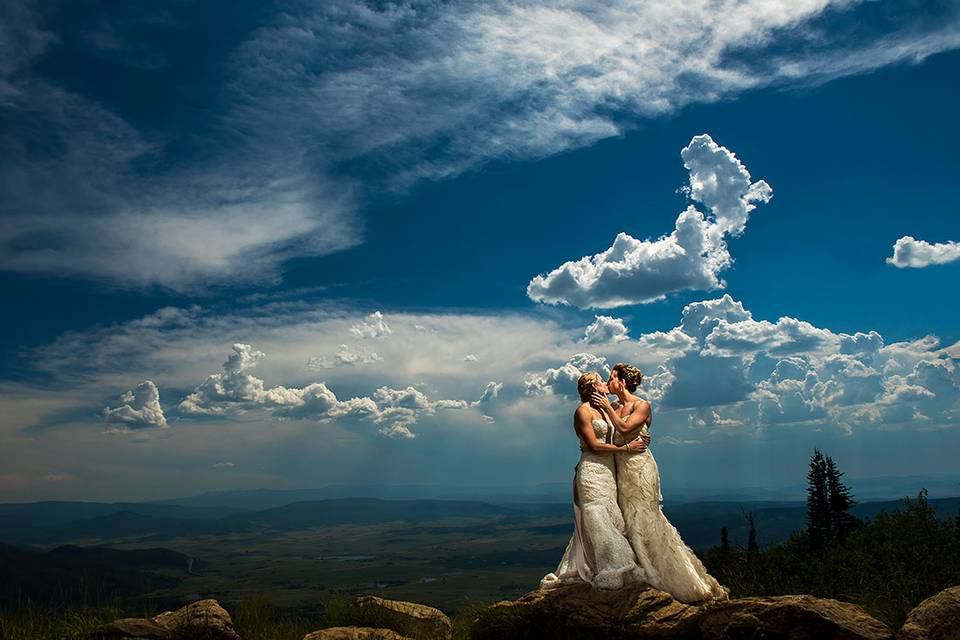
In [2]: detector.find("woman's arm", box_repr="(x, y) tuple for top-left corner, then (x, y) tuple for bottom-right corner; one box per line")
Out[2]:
(590, 393), (651, 434)
(574, 406), (647, 454)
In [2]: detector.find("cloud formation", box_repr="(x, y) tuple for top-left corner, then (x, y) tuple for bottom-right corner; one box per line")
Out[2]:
(103, 380), (167, 430)
(178, 343), (480, 438)
(2, 1), (958, 288)
(583, 316), (630, 344)
(307, 344), (383, 369)
(349, 311), (393, 341)
(641, 294), (960, 434)
(887, 236), (960, 268)
(524, 353), (610, 397)
(527, 134), (772, 307)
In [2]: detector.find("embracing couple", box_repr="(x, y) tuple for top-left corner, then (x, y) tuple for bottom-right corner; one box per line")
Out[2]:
(540, 363), (730, 603)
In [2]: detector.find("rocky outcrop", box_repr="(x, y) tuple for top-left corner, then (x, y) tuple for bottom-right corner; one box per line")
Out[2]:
(469, 583), (895, 640)
(87, 599), (239, 640)
(303, 628), (412, 640)
(699, 595), (893, 640)
(352, 595), (452, 640)
(897, 586), (960, 640)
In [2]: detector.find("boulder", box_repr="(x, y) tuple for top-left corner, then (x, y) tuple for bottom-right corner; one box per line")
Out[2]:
(303, 628), (412, 640)
(87, 598), (239, 640)
(699, 595), (894, 640)
(86, 618), (171, 640)
(352, 595), (452, 640)
(151, 598), (240, 639)
(471, 583), (702, 639)
(898, 585), (960, 640)
(469, 583), (895, 640)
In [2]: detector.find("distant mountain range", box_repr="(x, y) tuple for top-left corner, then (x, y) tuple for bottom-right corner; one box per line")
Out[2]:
(142, 474), (960, 510)
(1, 493), (958, 550)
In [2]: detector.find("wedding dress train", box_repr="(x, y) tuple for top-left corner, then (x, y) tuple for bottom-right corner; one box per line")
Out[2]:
(613, 422), (729, 603)
(540, 417), (643, 590)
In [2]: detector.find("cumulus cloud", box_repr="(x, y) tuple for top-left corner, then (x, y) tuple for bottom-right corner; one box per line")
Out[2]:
(463, 354), (479, 362)
(524, 353), (609, 397)
(349, 311), (392, 341)
(583, 316), (630, 344)
(643, 294), (960, 433)
(178, 343), (481, 438)
(103, 380), (167, 429)
(527, 135), (772, 307)
(307, 344), (383, 369)
(887, 236), (960, 268)
(472, 381), (503, 406)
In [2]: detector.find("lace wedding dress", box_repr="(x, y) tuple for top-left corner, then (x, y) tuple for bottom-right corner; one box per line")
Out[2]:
(540, 416), (644, 590)
(613, 420), (729, 603)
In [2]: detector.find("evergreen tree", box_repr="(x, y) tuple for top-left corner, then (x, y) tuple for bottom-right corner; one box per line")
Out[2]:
(720, 526), (730, 554)
(955, 512), (960, 545)
(745, 512), (759, 555)
(806, 448), (832, 550)
(825, 455), (859, 541)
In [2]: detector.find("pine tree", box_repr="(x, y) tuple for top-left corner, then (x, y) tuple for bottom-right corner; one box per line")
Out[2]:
(825, 455), (859, 541)
(806, 448), (832, 550)
(720, 526), (730, 554)
(955, 512), (960, 545)
(745, 512), (759, 555)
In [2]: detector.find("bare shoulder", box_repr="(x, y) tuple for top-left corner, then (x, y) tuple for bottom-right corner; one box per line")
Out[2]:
(574, 403), (592, 418)
(632, 398), (652, 414)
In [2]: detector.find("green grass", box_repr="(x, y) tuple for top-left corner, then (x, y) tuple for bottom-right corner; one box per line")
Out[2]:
(0, 600), (125, 640)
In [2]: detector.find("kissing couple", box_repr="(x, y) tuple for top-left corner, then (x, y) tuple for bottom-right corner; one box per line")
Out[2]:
(540, 363), (729, 603)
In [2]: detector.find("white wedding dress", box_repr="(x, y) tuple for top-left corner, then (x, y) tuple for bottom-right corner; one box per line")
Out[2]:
(613, 418), (729, 603)
(540, 417), (644, 590)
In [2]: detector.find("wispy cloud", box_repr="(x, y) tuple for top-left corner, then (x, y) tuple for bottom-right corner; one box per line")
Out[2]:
(1, 0), (958, 288)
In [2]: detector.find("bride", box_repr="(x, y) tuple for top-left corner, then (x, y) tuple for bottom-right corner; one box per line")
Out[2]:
(539, 372), (650, 590)
(542, 365), (729, 603)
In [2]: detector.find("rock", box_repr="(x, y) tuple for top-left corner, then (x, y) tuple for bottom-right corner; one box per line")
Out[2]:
(86, 618), (171, 640)
(469, 584), (895, 640)
(700, 595), (894, 640)
(471, 583), (703, 639)
(303, 628), (412, 640)
(87, 599), (239, 640)
(898, 585), (960, 640)
(353, 595), (452, 640)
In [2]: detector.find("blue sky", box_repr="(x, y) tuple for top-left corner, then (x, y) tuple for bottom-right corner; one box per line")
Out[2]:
(1, 0), (959, 502)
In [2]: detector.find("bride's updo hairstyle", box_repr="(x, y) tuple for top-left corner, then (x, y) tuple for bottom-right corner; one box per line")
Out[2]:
(612, 363), (643, 392)
(577, 372), (602, 402)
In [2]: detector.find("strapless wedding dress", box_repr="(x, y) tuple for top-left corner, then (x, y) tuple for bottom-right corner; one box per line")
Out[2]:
(540, 417), (644, 590)
(614, 421), (729, 602)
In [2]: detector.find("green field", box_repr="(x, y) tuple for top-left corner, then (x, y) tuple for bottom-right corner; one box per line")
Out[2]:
(17, 514), (571, 615)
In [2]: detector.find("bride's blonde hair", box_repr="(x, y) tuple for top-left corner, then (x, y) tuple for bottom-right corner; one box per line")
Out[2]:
(577, 372), (602, 402)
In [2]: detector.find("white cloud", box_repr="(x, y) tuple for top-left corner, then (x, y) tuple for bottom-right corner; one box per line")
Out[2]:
(524, 352), (609, 397)
(526, 134), (772, 307)
(2, 1), (957, 288)
(6, 292), (960, 500)
(349, 311), (392, 341)
(307, 344), (383, 369)
(642, 294), (960, 433)
(463, 354), (479, 362)
(177, 343), (484, 438)
(212, 461), (234, 468)
(103, 380), (167, 429)
(583, 316), (630, 344)
(472, 381), (503, 407)
(887, 236), (960, 268)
